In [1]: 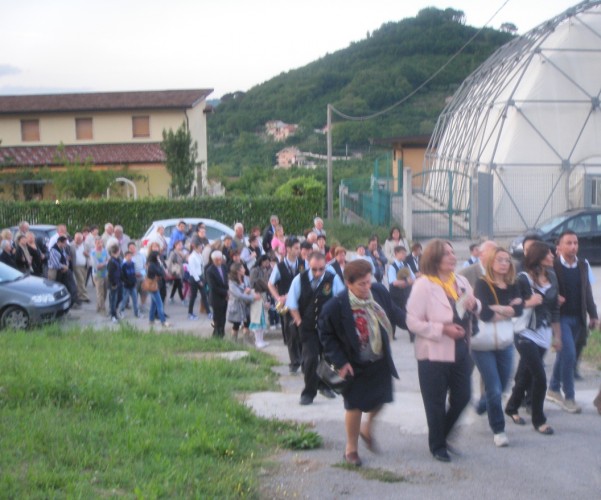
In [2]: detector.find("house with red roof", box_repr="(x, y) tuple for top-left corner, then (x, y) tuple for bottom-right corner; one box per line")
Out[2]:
(0, 88), (212, 199)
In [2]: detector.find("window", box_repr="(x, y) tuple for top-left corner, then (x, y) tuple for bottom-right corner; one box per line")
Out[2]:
(132, 115), (150, 138)
(75, 117), (93, 140)
(21, 119), (40, 142)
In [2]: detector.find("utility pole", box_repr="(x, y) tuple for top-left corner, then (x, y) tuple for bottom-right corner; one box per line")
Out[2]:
(326, 104), (333, 220)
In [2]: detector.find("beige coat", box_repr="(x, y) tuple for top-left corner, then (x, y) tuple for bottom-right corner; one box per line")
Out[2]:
(406, 274), (477, 362)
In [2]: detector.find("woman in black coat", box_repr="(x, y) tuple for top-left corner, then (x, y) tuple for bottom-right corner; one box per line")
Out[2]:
(318, 259), (405, 467)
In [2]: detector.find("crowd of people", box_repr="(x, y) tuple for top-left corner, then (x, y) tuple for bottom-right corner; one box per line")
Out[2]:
(2, 217), (601, 467)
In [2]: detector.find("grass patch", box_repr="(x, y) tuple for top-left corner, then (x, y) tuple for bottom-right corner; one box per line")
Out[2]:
(583, 329), (601, 370)
(278, 426), (322, 450)
(334, 463), (407, 483)
(0, 323), (307, 497)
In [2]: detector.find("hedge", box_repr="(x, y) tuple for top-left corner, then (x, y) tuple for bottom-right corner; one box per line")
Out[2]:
(0, 194), (324, 239)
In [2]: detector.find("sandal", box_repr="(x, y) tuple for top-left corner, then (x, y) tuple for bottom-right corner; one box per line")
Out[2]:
(509, 414), (526, 425)
(535, 424), (554, 435)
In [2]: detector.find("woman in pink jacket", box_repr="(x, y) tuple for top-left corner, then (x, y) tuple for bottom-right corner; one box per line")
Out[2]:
(406, 239), (479, 462)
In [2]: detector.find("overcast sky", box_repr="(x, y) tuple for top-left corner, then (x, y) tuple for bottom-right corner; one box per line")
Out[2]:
(0, 0), (583, 98)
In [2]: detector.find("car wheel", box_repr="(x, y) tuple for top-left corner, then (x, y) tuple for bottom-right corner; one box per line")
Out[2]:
(1, 306), (30, 330)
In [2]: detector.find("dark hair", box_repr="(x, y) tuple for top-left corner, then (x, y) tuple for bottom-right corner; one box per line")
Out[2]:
(308, 251), (326, 263)
(524, 241), (552, 283)
(420, 239), (452, 276)
(469, 243), (479, 252)
(523, 233), (542, 246)
(557, 229), (577, 243)
(300, 241), (313, 251)
(411, 242), (422, 252)
(388, 226), (403, 240)
(344, 259), (372, 283)
(124, 251), (132, 257)
(57, 236), (68, 243)
(148, 250), (160, 264)
(394, 245), (407, 255)
(255, 254), (271, 268)
(285, 236), (300, 248)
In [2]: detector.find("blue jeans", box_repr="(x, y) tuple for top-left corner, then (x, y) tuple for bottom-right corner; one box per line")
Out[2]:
(119, 286), (139, 316)
(471, 345), (514, 434)
(148, 290), (166, 323)
(109, 284), (122, 318)
(549, 315), (581, 400)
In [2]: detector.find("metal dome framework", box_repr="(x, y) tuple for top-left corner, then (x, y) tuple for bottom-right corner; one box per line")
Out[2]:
(424, 0), (601, 235)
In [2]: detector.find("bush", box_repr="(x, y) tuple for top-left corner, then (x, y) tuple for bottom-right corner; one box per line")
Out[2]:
(0, 193), (324, 238)
(324, 219), (392, 250)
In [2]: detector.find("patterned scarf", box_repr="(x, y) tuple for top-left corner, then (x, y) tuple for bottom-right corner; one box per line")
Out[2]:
(426, 273), (459, 300)
(348, 289), (393, 355)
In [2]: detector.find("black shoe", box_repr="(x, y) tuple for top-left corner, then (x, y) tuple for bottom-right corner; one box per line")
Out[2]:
(299, 395), (313, 405)
(319, 387), (336, 399)
(289, 365), (300, 374)
(432, 449), (451, 462)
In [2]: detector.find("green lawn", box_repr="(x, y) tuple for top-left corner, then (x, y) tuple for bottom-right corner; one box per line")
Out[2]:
(584, 328), (601, 370)
(0, 324), (302, 498)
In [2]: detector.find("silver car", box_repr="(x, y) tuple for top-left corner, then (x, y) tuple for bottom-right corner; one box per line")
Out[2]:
(0, 262), (71, 329)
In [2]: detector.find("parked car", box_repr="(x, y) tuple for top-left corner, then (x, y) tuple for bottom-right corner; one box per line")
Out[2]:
(509, 208), (601, 264)
(140, 218), (236, 254)
(9, 224), (57, 250)
(0, 262), (71, 329)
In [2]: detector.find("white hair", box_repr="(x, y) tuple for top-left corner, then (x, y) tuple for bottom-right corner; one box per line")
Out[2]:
(211, 251), (223, 262)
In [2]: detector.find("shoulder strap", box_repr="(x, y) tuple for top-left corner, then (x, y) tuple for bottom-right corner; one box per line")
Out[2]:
(481, 277), (500, 305)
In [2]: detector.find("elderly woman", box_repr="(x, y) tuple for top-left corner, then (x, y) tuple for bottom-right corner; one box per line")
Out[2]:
(406, 239), (479, 463)
(319, 259), (405, 467)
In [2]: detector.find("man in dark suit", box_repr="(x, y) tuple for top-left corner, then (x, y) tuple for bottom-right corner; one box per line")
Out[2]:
(262, 214), (279, 254)
(205, 251), (229, 337)
(404, 242), (422, 277)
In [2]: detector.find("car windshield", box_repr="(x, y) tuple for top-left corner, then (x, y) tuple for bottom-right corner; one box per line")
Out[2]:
(0, 262), (24, 283)
(538, 214), (571, 233)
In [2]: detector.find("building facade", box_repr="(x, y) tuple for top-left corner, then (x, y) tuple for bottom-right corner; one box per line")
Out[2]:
(0, 89), (212, 200)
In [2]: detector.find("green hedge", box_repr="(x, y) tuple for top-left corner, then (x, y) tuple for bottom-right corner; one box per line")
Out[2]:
(0, 194), (324, 238)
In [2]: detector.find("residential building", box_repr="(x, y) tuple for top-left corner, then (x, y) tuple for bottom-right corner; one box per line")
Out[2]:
(265, 120), (298, 142)
(0, 88), (212, 200)
(276, 147), (305, 168)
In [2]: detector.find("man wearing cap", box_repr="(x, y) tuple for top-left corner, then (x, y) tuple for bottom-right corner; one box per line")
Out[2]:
(286, 251), (345, 405)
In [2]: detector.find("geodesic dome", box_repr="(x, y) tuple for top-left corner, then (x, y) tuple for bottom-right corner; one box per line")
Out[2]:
(424, 0), (601, 235)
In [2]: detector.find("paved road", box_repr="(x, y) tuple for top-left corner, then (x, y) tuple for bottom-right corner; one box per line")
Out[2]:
(66, 251), (601, 499)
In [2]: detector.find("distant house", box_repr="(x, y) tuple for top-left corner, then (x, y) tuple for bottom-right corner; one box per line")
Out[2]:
(265, 120), (298, 142)
(276, 147), (305, 168)
(0, 88), (213, 200)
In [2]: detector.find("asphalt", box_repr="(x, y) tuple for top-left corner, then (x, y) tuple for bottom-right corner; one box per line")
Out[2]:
(65, 241), (601, 499)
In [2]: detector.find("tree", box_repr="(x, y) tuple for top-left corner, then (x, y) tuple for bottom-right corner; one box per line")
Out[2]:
(500, 22), (518, 34)
(161, 123), (199, 197)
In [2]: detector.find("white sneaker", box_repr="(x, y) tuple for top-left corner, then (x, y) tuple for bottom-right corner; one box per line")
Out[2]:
(111, 316), (119, 323)
(493, 432), (509, 447)
(255, 341), (269, 349)
(161, 321), (171, 328)
(563, 399), (582, 414)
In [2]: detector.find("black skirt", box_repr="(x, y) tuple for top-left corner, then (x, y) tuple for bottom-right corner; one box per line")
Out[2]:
(343, 357), (393, 412)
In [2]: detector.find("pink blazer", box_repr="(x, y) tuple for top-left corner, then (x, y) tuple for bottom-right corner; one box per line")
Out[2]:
(406, 274), (476, 362)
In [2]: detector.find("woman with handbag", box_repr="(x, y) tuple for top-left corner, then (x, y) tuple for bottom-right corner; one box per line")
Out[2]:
(472, 248), (523, 447)
(167, 240), (186, 304)
(318, 259), (404, 467)
(505, 241), (562, 435)
(406, 240), (479, 462)
(146, 250), (170, 328)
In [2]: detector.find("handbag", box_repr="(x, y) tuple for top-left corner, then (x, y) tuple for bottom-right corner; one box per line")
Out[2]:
(316, 357), (350, 394)
(141, 276), (158, 292)
(471, 279), (514, 351)
(513, 272), (536, 333)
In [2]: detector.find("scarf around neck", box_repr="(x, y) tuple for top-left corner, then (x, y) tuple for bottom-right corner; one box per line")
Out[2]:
(426, 273), (459, 301)
(348, 289), (393, 355)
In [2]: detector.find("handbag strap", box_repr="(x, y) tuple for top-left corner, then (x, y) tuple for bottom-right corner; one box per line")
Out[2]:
(481, 277), (500, 305)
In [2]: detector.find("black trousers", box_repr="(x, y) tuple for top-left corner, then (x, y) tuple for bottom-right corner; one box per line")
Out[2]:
(188, 280), (200, 315)
(505, 336), (548, 428)
(283, 314), (301, 371)
(211, 296), (227, 336)
(301, 332), (326, 400)
(417, 339), (473, 454)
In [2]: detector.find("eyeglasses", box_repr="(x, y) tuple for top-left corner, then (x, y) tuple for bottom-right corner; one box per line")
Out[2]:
(495, 258), (512, 264)
(311, 267), (325, 273)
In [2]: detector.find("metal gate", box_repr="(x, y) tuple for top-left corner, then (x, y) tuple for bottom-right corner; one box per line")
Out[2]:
(411, 169), (471, 239)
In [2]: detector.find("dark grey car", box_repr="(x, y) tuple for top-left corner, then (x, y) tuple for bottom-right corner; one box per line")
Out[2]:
(0, 262), (71, 329)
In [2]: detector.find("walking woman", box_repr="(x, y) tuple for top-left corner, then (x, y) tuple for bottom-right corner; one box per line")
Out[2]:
(505, 241), (562, 435)
(406, 239), (479, 462)
(319, 259), (404, 467)
(167, 239), (186, 304)
(226, 262), (259, 342)
(147, 250), (170, 328)
(472, 248), (523, 447)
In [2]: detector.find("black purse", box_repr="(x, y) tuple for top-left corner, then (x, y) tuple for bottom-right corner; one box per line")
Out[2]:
(316, 358), (350, 394)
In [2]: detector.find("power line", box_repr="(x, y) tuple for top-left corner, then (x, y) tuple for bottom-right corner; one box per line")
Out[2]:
(330, 0), (511, 122)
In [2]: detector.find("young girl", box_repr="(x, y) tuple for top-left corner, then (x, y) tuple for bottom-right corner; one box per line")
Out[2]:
(226, 263), (260, 342)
